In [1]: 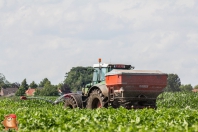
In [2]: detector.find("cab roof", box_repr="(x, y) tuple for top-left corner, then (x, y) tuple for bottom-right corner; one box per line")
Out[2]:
(93, 63), (109, 68)
(93, 63), (133, 69)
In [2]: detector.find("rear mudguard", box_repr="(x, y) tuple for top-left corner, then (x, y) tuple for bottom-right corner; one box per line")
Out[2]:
(87, 82), (108, 97)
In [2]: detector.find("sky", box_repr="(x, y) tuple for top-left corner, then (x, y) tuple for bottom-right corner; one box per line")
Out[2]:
(0, 0), (198, 86)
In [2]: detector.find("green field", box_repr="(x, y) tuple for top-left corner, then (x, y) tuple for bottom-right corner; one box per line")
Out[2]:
(1, 92), (198, 132)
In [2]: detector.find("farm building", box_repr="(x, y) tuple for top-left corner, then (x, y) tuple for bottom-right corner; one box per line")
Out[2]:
(25, 88), (36, 96)
(192, 89), (198, 92)
(25, 87), (43, 96)
(0, 87), (18, 96)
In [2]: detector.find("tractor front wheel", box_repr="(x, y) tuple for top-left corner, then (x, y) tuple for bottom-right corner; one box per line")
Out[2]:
(86, 89), (108, 109)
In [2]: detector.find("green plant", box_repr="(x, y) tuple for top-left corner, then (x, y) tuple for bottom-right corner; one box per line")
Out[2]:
(1, 92), (198, 131)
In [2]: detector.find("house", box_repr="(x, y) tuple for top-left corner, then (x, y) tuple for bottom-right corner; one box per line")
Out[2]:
(192, 89), (198, 92)
(25, 88), (36, 96)
(25, 87), (43, 96)
(0, 87), (18, 96)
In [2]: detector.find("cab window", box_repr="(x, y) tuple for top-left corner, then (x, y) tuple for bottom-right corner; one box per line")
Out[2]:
(92, 67), (108, 84)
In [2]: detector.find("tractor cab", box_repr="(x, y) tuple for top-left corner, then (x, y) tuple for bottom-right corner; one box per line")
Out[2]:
(92, 62), (134, 85)
(82, 59), (134, 95)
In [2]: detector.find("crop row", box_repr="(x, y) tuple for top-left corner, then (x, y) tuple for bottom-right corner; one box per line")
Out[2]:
(0, 92), (198, 132)
(157, 92), (198, 109)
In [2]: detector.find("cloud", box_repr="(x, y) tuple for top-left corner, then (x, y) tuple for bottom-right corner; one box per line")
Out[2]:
(0, 0), (198, 86)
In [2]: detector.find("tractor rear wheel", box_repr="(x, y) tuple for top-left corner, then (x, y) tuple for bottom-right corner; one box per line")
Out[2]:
(86, 89), (108, 109)
(64, 97), (77, 109)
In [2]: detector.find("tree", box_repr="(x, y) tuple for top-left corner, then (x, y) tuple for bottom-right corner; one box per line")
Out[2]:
(180, 84), (193, 92)
(58, 83), (71, 94)
(11, 82), (20, 88)
(39, 78), (50, 87)
(34, 81), (58, 96)
(194, 85), (198, 89)
(64, 66), (94, 92)
(43, 82), (58, 96)
(15, 79), (29, 96)
(21, 79), (29, 90)
(0, 73), (10, 88)
(15, 87), (26, 96)
(164, 73), (181, 92)
(29, 81), (38, 88)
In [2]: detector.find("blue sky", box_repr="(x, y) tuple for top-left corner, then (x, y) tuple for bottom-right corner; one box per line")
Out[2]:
(0, 0), (198, 86)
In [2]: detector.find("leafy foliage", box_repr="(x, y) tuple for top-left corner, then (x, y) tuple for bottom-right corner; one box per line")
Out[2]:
(10, 82), (20, 88)
(194, 85), (198, 89)
(29, 81), (38, 88)
(180, 84), (193, 92)
(58, 83), (71, 94)
(15, 79), (29, 96)
(34, 81), (58, 96)
(39, 78), (50, 87)
(157, 92), (198, 109)
(0, 73), (10, 88)
(64, 66), (94, 92)
(1, 92), (198, 131)
(164, 73), (181, 92)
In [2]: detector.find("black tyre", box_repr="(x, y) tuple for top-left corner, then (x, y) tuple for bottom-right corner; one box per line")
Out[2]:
(87, 89), (108, 109)
(64, 97), (77, 109)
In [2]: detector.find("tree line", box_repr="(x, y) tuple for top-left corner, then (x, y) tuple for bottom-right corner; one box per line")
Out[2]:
(165, 73), (198, 92)
(1, 68), (198, 96)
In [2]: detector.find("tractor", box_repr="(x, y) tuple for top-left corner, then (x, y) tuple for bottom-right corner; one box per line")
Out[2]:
(63, 58), (167, 109)
(21, 58), (167, 109)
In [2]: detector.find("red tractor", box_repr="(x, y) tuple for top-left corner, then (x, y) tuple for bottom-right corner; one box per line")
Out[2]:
(63, 59), (167, 109)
